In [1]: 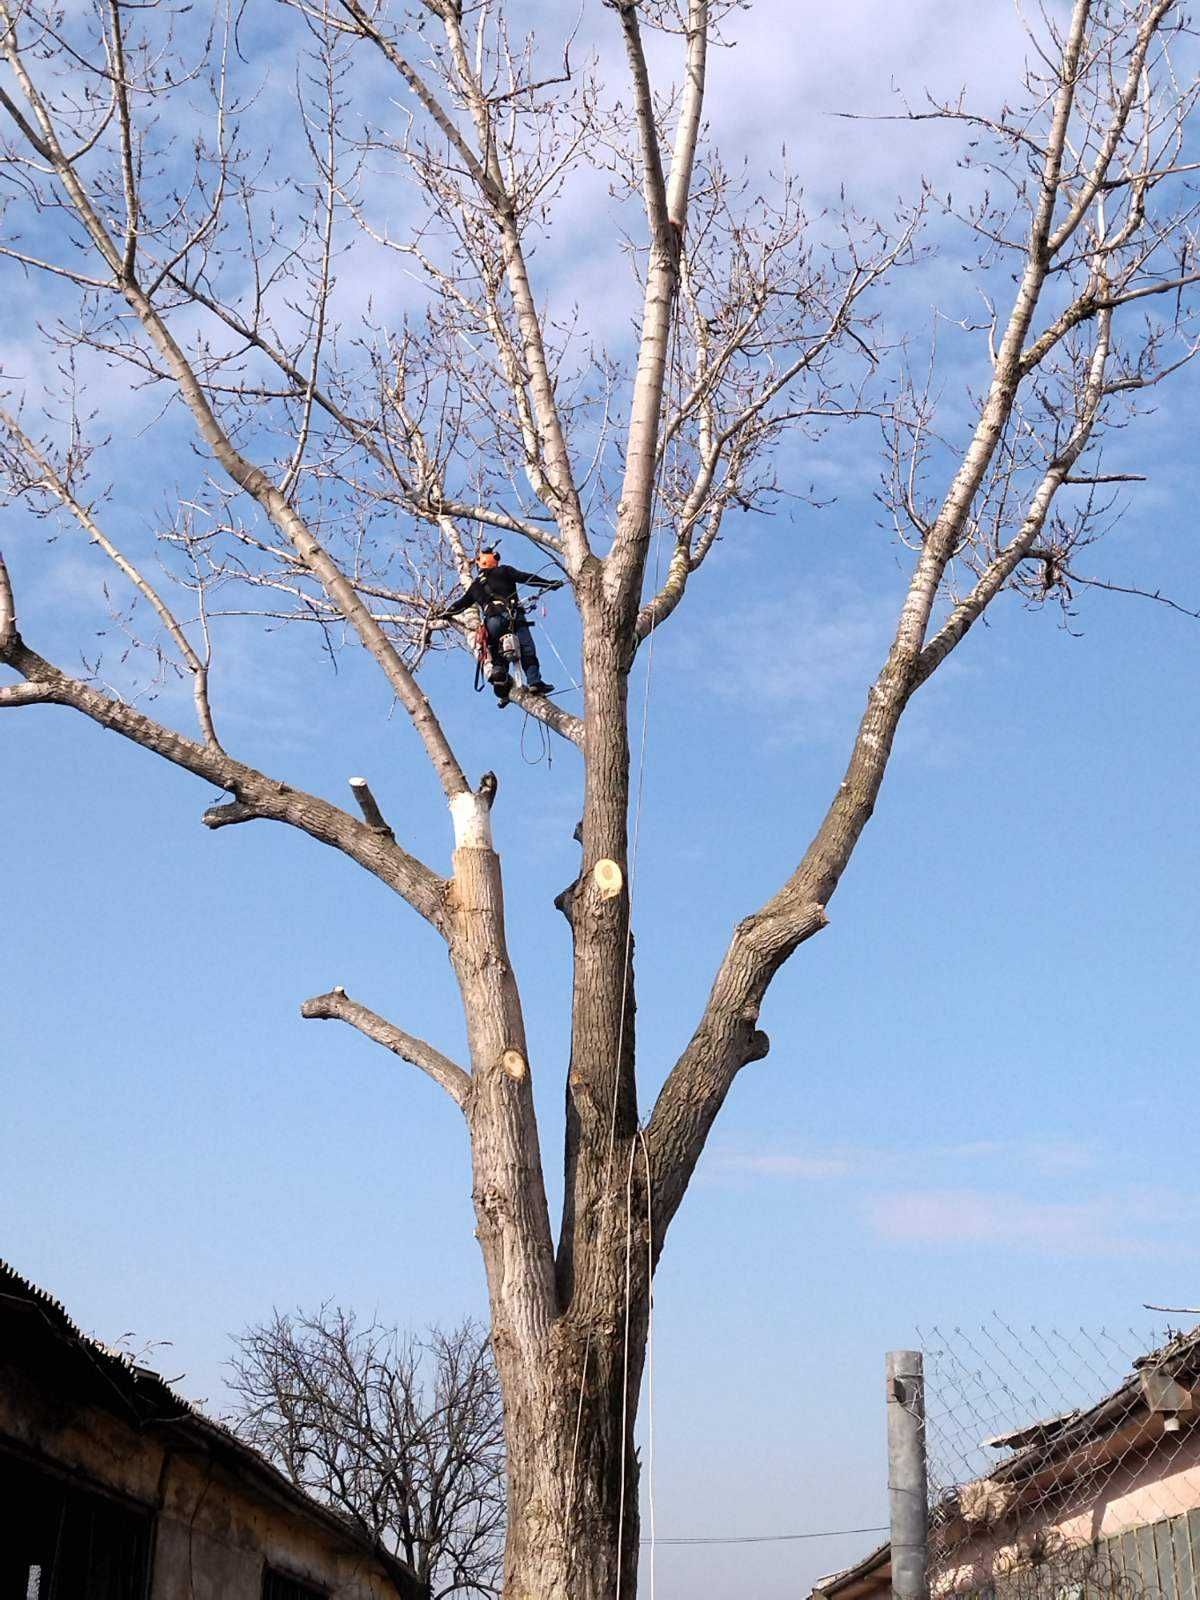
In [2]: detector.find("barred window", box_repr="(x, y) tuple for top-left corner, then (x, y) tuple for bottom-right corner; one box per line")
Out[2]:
(0, 1449), (152, 1600)
(262, 1566), (328, 1600)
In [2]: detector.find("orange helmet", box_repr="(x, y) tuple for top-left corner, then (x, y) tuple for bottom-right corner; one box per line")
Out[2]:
(478, 549), (500, 569)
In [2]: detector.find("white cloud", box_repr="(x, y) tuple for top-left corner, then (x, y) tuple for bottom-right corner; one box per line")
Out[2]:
(708, 1151), (858, 1180)
(867, 1186), (1192, 1257)
(697, 583), (896, 722)
(708, 1136), (1098, 1186)
(701, 1140), (1186, 1259)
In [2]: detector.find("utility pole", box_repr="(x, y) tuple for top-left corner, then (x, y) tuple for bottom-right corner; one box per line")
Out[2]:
(886, 1350), (929, 1600)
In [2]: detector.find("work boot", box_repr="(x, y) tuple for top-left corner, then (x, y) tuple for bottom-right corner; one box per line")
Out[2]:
(527, 680), (554, 695)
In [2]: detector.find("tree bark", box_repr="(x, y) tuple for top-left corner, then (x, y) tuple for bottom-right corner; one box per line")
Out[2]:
(491, 1184), (649, 1600)
(445, 786), (649, 1600)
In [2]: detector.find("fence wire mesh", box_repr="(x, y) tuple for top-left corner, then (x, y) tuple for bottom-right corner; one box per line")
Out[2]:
(917, 1317), (1200, 1600)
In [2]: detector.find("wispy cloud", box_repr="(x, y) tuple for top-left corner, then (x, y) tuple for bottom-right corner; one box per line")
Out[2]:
(704, 1138), (1191, 1259)
(865, 1186), (1191, 1258)
(707, 1136), (1098, 1186)
(713, 1152), (859, 1180)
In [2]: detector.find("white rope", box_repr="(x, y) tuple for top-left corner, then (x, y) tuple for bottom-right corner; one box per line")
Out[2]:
(569, 287), (680, 1600)
(539, 612), (583, 694)
(616, 1133), (640, 1599)
(570, 597), (657, 1588)
(640, 1127), (657, 1600)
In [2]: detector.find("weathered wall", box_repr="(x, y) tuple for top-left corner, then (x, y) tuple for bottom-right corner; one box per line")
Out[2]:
(0, 1357), (402, 1600)
(937, 1428), (1200, 1597)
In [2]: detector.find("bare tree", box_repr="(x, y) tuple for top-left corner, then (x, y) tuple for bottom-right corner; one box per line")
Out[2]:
(229, 1310), (504, 1600)
(1, 1), (1198, 1596)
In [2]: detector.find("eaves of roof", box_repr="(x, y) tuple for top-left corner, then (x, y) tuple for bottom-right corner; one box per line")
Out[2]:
(0, 1258), (425, 1600)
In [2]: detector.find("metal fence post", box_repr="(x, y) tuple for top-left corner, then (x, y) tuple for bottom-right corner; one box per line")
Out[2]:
(887, 1349), (930, 1600)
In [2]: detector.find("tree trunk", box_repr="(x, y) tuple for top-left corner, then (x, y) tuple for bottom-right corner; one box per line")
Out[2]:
(446, 794), (650, 1599)
(495, 1253), (648, 1600)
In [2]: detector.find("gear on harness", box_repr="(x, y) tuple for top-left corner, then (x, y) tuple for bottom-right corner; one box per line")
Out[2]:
(440, 548), (564, 708)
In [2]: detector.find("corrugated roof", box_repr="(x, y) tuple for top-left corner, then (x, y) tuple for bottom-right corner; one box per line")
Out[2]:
(0, 1257), (424, 1599)
(977, 1320), (1200, 1488)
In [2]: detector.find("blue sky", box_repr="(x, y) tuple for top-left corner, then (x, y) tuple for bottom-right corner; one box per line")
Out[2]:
(3, 3), (1200, 1597)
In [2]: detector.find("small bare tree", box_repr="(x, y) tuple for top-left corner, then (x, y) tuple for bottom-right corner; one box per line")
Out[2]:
(230, 1311), (504, 1600)
(2, 1), (1199, 1596)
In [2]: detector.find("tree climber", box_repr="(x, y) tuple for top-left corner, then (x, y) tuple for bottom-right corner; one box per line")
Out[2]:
(438, 549), (564, 707)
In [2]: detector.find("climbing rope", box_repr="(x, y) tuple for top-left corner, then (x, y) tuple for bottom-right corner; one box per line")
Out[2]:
(613, 441), (669, 1600)
(520, 707), (552, 769)
(539, 615), (583, 696)
(622, 1128), (656, 1600)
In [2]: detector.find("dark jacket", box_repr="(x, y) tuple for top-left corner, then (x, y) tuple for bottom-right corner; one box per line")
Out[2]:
(444, 564), (551, 618)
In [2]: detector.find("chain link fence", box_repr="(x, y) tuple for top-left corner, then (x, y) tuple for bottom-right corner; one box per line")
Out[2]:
(915, 1317), (1200, 1600)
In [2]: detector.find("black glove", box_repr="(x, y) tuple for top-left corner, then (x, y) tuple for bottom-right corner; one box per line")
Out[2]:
(543, 579), (565, 592)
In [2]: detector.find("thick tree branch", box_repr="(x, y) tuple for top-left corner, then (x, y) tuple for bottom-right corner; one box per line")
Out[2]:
(105, 0), (139, 280)
(0, 598), (448, 926)
(648, 301), (1117, 1229)
(506, 685), (584, 746)
(0, 404), (223, 751)
(918, 312), (1113, 685)
(349, 776), (394, 837)
(643, 1), (1148, 1219)
(0, 547), (15, 655)
(612, 2), (670, 244)
(301, 987), (472, 1109)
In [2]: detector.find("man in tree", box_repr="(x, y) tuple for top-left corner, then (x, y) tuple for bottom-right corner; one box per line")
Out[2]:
(439, 550), (562, 706)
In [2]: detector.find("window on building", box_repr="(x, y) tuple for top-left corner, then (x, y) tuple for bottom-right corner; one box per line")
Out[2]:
(0, 1449), (152, 1600)
(262, 1567), (328, 1600)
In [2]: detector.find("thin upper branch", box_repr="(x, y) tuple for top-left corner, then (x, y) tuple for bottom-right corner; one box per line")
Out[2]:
(0, 0), (470, 799)
(333, 0), (590, 568)
(1045, 0), (1177, 258)
(612, 2), (670, 243)
(605, 0), (708, 618)
(168, 269), (550, 546)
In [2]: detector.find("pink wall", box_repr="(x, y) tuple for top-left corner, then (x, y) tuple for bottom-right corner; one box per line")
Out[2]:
(935, 1426), (1200, 1596)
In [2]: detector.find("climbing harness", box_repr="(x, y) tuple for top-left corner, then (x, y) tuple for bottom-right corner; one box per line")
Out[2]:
(472, 622), (490, 692)
(472, 596), (535, 694)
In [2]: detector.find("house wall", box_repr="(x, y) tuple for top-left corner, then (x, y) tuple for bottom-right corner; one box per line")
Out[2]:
(0, 1357), (401, 1600)
(938, 1428), (1200, 1597)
